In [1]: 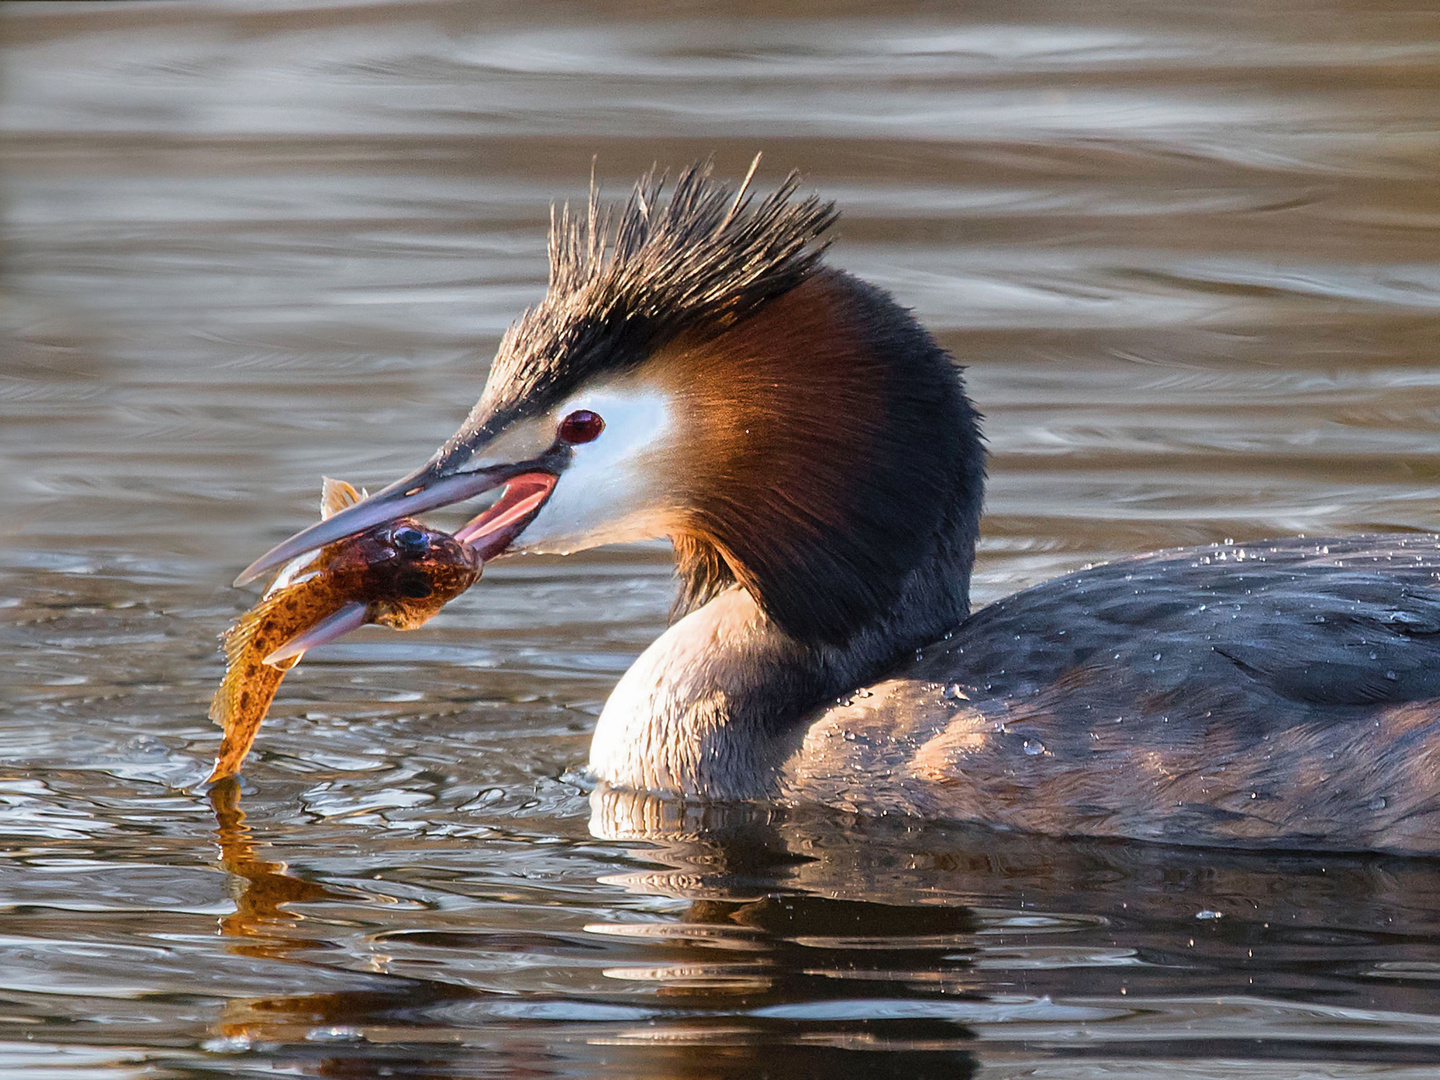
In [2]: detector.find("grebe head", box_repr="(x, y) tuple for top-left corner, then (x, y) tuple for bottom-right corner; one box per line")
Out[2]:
(239, 163), (985, 650)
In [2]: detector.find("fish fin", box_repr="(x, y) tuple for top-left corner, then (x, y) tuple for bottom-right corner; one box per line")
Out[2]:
(219, 590), (296, 668)
(320, 477), (365, 520)
(207, 648), (299, 719)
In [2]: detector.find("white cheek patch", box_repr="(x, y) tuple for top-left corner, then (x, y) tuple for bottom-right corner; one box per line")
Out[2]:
(514, 385), (675, 554)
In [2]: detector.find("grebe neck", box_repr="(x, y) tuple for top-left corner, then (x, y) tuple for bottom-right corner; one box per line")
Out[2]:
(590, 481), (981, 798)
(589, 272), (985, 798)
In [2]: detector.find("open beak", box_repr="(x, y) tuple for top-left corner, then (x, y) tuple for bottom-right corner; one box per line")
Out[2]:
(234, 462), (558, 588)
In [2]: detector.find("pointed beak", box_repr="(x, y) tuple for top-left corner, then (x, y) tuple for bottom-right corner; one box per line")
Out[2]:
(263, 600), (369, 665)
(233, 461), (557, 588)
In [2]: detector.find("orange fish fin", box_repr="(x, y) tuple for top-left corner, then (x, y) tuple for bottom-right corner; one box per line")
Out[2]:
(218, 589), (296, 669)
(320, 477), (365, 521)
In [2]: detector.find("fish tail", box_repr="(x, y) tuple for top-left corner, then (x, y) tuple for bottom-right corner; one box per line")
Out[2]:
(207, 590), (313, 782)
(207, 655), (296, 783)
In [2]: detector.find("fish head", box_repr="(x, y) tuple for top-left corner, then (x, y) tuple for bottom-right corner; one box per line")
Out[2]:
(361, 518), (484, 630)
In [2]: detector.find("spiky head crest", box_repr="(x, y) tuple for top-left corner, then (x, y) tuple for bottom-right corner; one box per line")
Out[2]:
(441, 160), (838, 457)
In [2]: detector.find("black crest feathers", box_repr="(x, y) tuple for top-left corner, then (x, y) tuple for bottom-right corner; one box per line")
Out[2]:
(546, 158), (835, 329)
(455, 160), (839, 442)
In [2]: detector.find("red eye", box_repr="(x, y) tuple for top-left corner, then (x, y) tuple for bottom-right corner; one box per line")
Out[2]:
(558, 409), (604, 444)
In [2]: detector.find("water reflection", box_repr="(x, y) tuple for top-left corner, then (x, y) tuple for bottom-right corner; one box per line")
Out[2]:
(199, 783), (1440, 1075)
(206, 782), (982, 1076)
(594, 794), (1440, 1068)
(209, 777), (338, 957)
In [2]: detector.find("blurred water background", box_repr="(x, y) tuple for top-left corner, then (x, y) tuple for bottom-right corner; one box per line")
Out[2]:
(3, 1), (1440, 1076)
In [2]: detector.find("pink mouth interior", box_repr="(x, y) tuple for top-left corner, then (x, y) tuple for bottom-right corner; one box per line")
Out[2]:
(453, 472), (557, 560)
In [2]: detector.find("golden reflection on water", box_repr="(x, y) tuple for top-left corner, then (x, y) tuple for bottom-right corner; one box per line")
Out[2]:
(209, 778), (335, 958)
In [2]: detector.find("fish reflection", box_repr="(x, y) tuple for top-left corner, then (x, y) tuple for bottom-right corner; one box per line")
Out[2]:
(207, 780), (493, 1076)
(208, 777), (338, 958)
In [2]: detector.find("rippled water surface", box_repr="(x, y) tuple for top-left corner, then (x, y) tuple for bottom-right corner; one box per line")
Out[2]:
(4, 1), (1440, 1076)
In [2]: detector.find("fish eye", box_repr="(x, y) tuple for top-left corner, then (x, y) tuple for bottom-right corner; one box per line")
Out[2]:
(558, 409), (604, 445)
(392, 525), (430, 557)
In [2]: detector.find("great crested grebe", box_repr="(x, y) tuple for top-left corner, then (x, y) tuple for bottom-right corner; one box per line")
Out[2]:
(237, 164), (1440, 854)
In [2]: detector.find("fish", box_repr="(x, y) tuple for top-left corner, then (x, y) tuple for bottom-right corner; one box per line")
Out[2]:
(207, 478), (482, 782)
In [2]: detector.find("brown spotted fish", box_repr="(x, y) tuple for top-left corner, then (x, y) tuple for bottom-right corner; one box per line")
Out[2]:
(208, 478), (482, 782)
